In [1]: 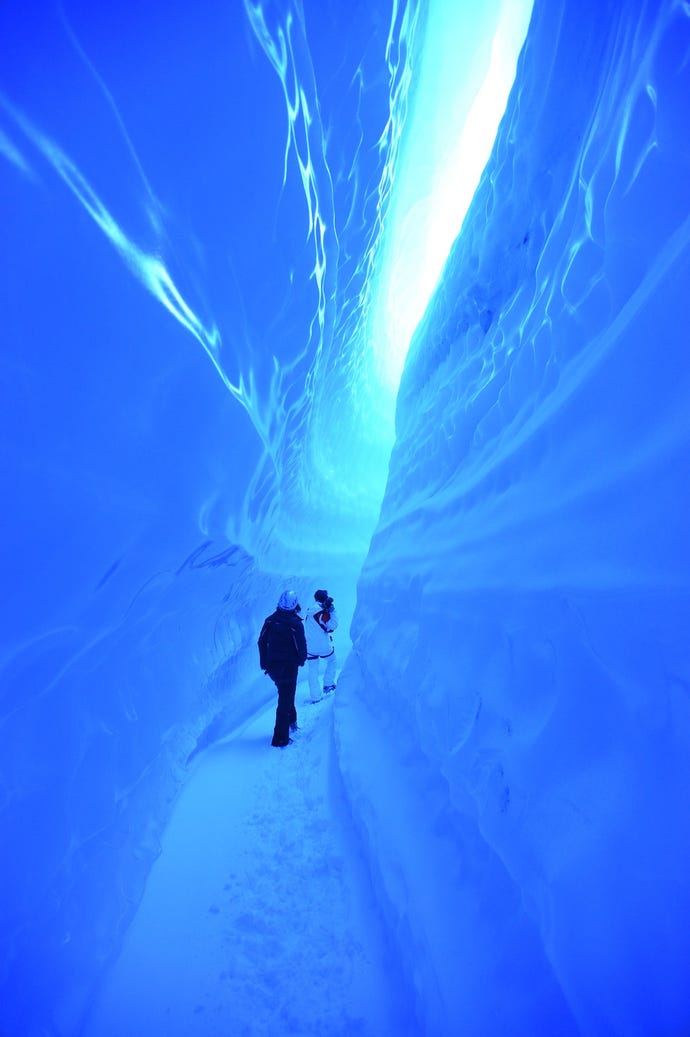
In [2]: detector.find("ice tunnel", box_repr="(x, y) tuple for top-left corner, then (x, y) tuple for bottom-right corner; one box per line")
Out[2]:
(2, 0), (690, 1034)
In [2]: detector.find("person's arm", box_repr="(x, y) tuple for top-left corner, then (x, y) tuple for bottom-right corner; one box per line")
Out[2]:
(258, 621), (269, 671)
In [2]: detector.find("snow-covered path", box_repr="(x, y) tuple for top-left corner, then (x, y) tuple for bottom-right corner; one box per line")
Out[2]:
(83, 681), (407, 1037)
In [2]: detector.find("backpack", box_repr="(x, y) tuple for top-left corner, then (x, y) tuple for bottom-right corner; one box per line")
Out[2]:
(258, 613), (304, 670)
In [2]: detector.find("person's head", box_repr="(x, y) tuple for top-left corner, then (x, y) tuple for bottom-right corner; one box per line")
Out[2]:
(277, 589), (299, 611)
(314, 589), (328, 604)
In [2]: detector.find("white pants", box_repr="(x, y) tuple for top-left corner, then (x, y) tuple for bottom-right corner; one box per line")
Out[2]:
(307, 653), (336, 701)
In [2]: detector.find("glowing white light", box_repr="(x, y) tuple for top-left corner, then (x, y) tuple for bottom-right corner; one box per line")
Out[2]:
(373, 0), (534, 390)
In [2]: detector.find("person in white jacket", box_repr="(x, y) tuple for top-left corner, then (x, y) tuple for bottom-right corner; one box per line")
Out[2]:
(303, 589), (338, 702)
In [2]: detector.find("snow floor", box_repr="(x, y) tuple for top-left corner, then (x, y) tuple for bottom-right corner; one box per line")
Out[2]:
(83, 680), (409, 1037)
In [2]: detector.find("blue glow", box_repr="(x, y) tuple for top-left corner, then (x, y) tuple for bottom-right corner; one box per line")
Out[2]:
(3, 0), (690, 1035)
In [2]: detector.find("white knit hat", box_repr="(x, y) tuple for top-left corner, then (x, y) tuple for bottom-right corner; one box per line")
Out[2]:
(277, 590), (299, 611)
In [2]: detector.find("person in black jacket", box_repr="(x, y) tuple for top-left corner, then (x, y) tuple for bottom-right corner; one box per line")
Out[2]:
(258, 590), (308, 747)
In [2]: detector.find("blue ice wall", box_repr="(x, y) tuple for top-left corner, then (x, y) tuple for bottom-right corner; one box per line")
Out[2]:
(0, 2), (426, 1033)
(337, 0), (690, 1033)
(4, 0), (688, 1033)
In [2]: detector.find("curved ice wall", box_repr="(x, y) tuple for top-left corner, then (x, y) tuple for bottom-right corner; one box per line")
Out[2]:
(337, 0), (690, 1033)
(0, 1), (431, 1032)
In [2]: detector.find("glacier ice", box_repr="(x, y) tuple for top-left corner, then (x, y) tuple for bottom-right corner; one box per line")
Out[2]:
(338, 0), (690, 1034)
(1, 0), (689, 1034)
(1, 2), (425, 1031)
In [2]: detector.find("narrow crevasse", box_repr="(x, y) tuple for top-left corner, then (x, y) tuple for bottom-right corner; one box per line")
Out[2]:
(2, 0), (689, 1035)
(1, 1), (523, 1031)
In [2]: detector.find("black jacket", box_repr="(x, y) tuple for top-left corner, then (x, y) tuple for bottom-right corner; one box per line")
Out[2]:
(258, 609), (307, 672)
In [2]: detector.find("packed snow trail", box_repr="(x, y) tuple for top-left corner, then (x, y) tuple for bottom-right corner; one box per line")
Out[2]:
(83, 679), (409, 1037)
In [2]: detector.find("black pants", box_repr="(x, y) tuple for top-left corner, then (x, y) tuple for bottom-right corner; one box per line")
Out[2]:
(268, 662), (298, 746)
